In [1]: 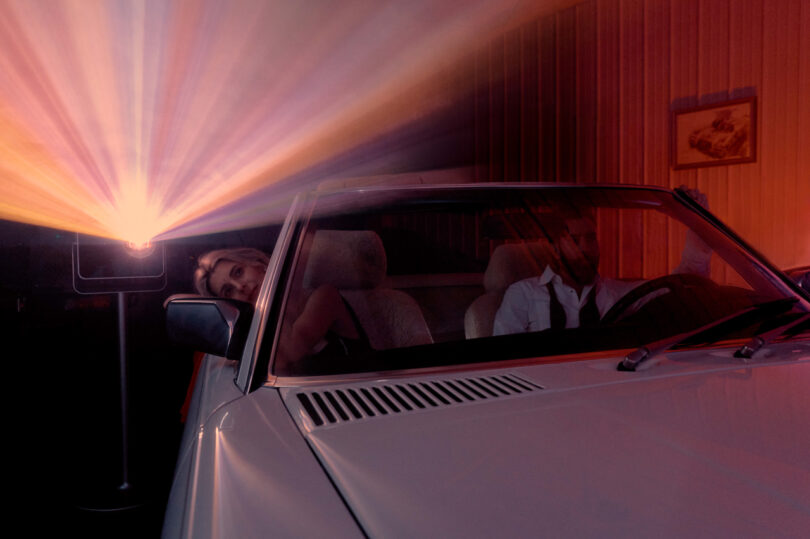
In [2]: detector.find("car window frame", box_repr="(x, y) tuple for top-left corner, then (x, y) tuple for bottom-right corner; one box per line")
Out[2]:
(235, 193), (307, 393)
(258, 183), (810, 389)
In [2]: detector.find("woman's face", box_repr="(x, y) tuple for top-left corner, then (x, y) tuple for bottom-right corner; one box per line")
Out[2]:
(208, 260), (266, 303)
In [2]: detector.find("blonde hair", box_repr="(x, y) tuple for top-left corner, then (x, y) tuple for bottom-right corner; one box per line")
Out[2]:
(193, 247), (270, 296)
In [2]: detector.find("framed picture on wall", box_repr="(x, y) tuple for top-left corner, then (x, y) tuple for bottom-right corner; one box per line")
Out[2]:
(671, 97), (756, 169)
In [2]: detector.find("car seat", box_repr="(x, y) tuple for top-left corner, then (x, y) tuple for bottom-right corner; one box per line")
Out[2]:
(303, 230), (433, 350)
(464, 241), (555, 339)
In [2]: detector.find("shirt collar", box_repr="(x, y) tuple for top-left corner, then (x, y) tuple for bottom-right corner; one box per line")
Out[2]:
(539, 265), (600, 302)
(538, 265), (558, 286)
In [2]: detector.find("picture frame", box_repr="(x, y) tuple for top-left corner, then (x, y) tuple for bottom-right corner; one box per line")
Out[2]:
(671, 96), (756, 170)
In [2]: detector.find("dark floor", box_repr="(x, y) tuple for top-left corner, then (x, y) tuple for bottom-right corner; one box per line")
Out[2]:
(67, 498), (168, 538)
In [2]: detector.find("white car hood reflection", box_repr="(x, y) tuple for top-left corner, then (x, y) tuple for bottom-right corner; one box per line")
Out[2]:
(283, 344), (810, 538)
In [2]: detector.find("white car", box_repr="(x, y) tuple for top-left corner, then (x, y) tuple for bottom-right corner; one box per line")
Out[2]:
(163, 181), (810, 538)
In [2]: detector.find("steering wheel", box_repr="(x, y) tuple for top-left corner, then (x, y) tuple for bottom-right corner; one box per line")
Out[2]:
(600, 273), (718, 325)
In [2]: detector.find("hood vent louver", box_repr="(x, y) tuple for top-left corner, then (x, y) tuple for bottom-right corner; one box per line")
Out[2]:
(296, 373), (542, 428)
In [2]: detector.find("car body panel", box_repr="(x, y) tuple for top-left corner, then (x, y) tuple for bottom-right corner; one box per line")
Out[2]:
(283, 342), (810, 538)
(163, 356), (362, 538)
(175, 356), (243, 459)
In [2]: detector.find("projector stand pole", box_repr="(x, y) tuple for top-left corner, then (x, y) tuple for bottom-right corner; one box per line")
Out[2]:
(75, 291), (144, 512)
(117, 291), (131, 492)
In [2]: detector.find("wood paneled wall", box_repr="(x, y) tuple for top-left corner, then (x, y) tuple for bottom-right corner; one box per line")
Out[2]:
(472, 0), (810, 271)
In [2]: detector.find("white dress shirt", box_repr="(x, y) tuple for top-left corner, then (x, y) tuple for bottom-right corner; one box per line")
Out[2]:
(492, 266), (640, 335)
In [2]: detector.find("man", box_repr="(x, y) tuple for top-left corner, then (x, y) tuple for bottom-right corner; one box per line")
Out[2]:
(492, 188), (711, 335)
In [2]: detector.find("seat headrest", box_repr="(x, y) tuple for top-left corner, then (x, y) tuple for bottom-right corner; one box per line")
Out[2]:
(303, 230), (387, 290)
(484, 241), (555, 292)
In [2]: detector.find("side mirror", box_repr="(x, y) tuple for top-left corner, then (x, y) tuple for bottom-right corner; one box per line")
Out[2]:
(164, 294), (254, 361)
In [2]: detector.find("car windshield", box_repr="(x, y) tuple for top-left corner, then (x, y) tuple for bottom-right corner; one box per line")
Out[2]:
(270, 186), (801, 377)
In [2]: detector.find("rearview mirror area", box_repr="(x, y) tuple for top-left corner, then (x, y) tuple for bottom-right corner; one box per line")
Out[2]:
(165, 295), (254, 361)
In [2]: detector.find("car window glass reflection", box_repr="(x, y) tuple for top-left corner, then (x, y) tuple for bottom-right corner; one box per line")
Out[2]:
(270, 188), (787, 378)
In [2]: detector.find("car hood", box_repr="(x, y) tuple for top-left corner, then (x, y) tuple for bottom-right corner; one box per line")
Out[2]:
(282, 342), (810, 538)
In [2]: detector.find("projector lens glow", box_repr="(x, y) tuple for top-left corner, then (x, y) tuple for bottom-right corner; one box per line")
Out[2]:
(125, 240), (156, 259)
(0, 0), (549, 245)
(127, 240), (151, 251)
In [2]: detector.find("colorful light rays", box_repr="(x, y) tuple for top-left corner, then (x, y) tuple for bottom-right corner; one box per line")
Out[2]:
(0, 0), (558, 245)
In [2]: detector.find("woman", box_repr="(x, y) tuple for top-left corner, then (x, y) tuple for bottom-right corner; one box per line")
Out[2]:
(192, 247), (370, 366)
(193, 248), (270, 304)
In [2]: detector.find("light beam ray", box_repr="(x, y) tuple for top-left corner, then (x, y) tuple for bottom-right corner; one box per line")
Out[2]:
(0, 0), (569, 244)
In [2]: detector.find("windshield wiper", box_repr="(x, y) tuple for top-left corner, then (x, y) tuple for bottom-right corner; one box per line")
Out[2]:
(733, 312), (810, 359)
(617, 297), (799, 372)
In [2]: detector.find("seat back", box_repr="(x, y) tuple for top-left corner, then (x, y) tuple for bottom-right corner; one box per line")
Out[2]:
(464, 241), (555, 339)
(303, 230), (433, 349)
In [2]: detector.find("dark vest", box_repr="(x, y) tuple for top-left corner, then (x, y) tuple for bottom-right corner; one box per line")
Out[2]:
(547, 283), (600, 330)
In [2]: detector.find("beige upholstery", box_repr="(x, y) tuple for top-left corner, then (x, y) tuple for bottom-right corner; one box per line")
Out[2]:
(303, 230), (433, 350)
(303, 230), (387, 290)
(464, 241), (556, 339)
